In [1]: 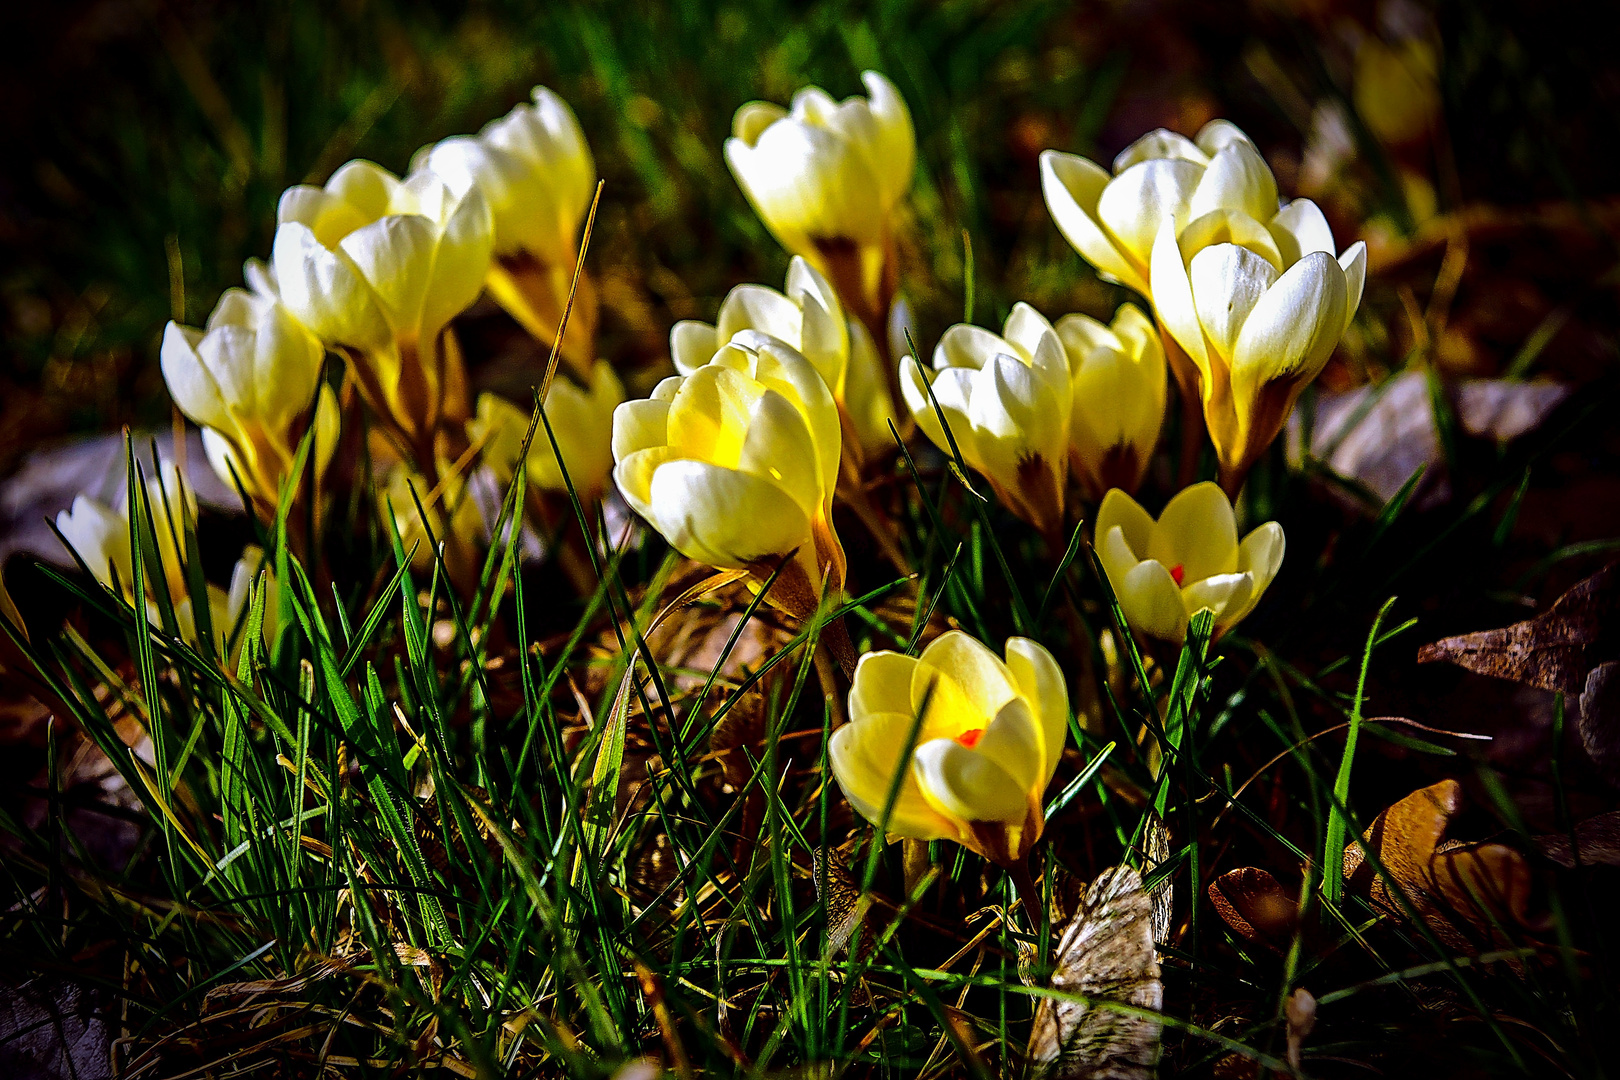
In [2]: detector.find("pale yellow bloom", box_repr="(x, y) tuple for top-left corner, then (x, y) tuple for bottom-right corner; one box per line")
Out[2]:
(1057, 303), (1166, 500)
(725, 72), (914, 317)
(612, 335), (845, 616)
(1041, 120), (1278, 299)
(1354, 37), (1441, 147)
(272, 160), (493, 442)
(1095, 482), (1284, 643)
(671, 257), (897, 458)
(378, 462), (485, 573)
(900, 303), (1071, 539)
(54, 463), (237, 650)
(161, 261), (339, 518)
(469, 361), (624, 501)
(420, 87), (599, 374)
(1149, 202), (1365, 484)
(829, 630), (1068, 866)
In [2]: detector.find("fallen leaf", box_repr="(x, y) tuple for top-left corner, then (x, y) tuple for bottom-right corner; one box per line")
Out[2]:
(1417, 564), (1620, 696)
(1579, 661), (1620, 783)
(1345, 778), (1462, 914)
(1027, 864), (1162, 1080)
(1208, 867), (1298, 950)
(1537, 810), (1620, 867)
(1454, 379), (1570, 441)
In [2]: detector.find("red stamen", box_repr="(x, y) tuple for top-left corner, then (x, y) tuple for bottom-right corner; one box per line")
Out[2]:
(1169, 563), (1186, 587)
(955, 728), (985, 749)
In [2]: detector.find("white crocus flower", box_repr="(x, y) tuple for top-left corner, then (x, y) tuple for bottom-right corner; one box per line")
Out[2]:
(670, 257), (898, 460)
(469, 361), (625, 502)
(420, 87), (598, 375)
(1057, 303), (1167, 501)
(1095, 482), (1284, 643)
(272, 160), (493, 445)
(725, 72), (914, 324)
(1040, 120), (1278, 299)
(612, 334), (845, 619)
(161, 264), (338, 519)
(901, 304), (1072, 541)
(1149, 201), (1366, 485)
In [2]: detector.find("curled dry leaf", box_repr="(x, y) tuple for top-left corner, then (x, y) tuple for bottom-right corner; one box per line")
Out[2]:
(1208, 867), (1298, 950)
(1027, 864), (1162, 1080)
(1536, 809), (1620, 867)
(1417, 564), (1619, 697)
(1579, 661), (1620, 783)
(1136, 812), (1173, 949)
(1346, 779), (1547, 954)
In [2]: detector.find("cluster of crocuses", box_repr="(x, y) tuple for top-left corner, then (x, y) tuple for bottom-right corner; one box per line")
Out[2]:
(57, 72), (1358, 874)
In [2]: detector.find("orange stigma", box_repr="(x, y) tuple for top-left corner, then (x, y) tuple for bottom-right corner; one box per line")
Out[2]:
(955, 728), (985, 749)
(1169, 563), (1185, 587)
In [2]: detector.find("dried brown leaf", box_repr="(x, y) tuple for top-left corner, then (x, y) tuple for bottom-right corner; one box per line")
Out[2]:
(1027, 865), (1162, 1080)
(1536, 809), (1620, 867)
(1417, 564), (1620, 696)
(1208, 867), (1298, 950)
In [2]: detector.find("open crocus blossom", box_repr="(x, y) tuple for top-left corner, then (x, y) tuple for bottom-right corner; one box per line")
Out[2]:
(1057, 303), (1166, 500)
(1150, 201), (1365, 489)
(1095, 482), (1284, 643)
(272, 160), (493, 452)
(671, 256), (897, 460)
(829, 631), (1069, 867)
(725, 72), (914, 332)
(612, 334), (845, 619)
(1040, 120), (1279, 301)
(901, 304), (1071, 541)
(161, 262), (339, 520)
(420, 87), (598, 377)
(469, 360), (625, 502)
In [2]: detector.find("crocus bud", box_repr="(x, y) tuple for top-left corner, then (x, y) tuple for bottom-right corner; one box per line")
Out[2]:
(1056, 303), (1166, 501)
(220, 545), (282, 663)
(725, 72), (914, 323)
(272, 160), (493, 446)
(56, 462), (204, 635)
(378, 461), (485, 575)
(671, 257), (898, 460)
(1150, 202), (1366, 487)
(1041, 120), (1278, 300)
(829, 630), (1069, 866)
(901, 303), (1071, 540)
(1095, 482), (1284, 643)
(420, 87), (598, 376)
(612, 334), (845, 618)
(470, 360), (624, 502)
(161, 266), (338, 520)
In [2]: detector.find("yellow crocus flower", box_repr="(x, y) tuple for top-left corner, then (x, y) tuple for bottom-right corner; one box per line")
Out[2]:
(1057, 302), (1166, 501)
(469, 361), (625, 503)
(1095, 482), (1284, 643)
(829, 630), (1069, 867)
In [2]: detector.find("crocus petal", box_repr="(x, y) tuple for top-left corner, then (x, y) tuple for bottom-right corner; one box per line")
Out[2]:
(272, 222), (391, 350)
(972, 696), (1045, 795)
(830, 711), (957, 840)
(643, 459), (812, 569)
(1189, 243), (1280, 364)
(1113, 128), (1208, 172)
(1149, 220), (1209, 373)
(418, 186), (494, 343)
(850, 651), (920, 719)
(1188, 139), (1278, 225)
(1096, 488), (1157, 560)
(670, 321), (718, 375)
(1095, 157), (1202, 276)
(913, 739), (1029, 825)
(914, 630), (1019, 735)
(1339, 241), (1368, 332)
(611, 398), (672, 461)
(736, 388), (824, 518)
(1269, 199), (1337, 264)
(1182, 571), (1253, 626)
(1040, 150), (1147, 296)
(1003, 637), (1069, 783)
(1229, 251), (1348, 418)
(861, 71), (916, 210)
(717, 285), (803, 349)
(1117, 559), (1193, 641)
(1149, 480), (1239, 581)
(160, 323), (231, 431)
